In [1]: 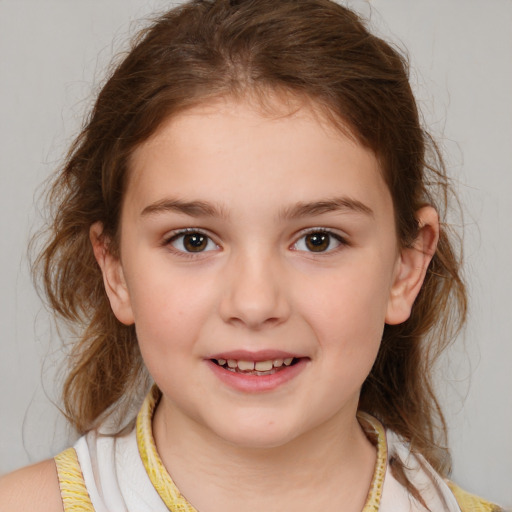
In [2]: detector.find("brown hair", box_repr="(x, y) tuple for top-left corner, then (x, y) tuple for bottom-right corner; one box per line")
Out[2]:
(35, 0), (466, 475)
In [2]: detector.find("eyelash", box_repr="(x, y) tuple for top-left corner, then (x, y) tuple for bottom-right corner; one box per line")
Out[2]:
(162, 227), (348, 257)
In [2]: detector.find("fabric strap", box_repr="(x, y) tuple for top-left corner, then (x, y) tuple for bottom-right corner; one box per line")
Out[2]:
(136, 386), (197, 511)
(447, 481), (503, 512)
(55, 447), (95, 512)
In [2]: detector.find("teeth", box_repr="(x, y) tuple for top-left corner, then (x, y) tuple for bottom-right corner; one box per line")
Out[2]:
(255, 360), (273, 371)
(216, 357), (296, 371)
(237, 360), (255, 371)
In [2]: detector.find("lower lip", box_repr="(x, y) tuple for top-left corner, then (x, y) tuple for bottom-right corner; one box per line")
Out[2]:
(206, 358), (307, 393)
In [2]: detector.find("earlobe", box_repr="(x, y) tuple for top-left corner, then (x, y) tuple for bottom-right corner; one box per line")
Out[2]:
(385, 206), (439, 325)
(90, 222), (135, 325)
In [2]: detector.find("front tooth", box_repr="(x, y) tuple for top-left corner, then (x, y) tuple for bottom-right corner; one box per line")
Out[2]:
(255, 360), (273, 371)
(273, 358), (284, 368)
(283, 357), (294, 366)
(237, 360), (255, 371)
(227, 359), (237, 368)
(217, 358), (226, 365)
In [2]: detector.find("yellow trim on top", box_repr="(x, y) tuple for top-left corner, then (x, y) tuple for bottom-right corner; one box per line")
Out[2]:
(447, 481), (504, 512)
(137, 386), (198, 511)
(358, 411), (388, 512)
(136, 386), (388, 512)
(54, 447), (95, 512)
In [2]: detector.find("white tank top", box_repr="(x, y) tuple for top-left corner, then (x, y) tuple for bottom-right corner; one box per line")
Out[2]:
(54, 387), (496, 511)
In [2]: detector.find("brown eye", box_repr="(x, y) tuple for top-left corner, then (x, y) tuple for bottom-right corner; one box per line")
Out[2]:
(183, 233), (207, 252)
(170, 231), (218, 253)
(305, 232), (330, 252)
(293, 230), (344, 253)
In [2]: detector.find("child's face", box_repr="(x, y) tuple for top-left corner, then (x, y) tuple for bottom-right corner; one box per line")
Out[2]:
(98, 96), (428, 448)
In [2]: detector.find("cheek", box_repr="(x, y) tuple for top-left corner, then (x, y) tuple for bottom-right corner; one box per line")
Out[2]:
(297, 255), (395, 372)
(301, 260), (394, 334)
(130, 280), (216, 395)
(314, 299), (384, 400)
(123, 259), (218, 356)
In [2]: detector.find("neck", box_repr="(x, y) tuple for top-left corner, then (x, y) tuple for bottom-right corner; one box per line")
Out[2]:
(152, 397), (376, 512)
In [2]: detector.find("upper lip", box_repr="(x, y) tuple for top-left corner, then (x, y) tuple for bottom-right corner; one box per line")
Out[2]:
(206, 350), (306, 362)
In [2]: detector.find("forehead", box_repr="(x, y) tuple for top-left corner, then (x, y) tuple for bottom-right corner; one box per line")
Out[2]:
(129, 91), (362, 175)
(125, 96), (392, 220)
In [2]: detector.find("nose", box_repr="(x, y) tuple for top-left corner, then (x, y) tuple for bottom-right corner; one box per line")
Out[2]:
(218, 250), (291, 330)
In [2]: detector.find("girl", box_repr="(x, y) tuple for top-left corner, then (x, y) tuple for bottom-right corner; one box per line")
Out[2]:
(0, 0), (504, 510)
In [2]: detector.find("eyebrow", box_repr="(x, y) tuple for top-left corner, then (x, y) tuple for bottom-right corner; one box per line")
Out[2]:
(140, 196), (373, 219)
(279, 197), (374, 220)
(141, 199), (228, 218)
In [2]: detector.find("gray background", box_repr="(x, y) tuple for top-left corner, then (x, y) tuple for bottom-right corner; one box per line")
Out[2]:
(1, 0), (511, 507)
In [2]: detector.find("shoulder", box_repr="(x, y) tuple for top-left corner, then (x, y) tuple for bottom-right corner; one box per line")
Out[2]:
(0, 459), (63, 512)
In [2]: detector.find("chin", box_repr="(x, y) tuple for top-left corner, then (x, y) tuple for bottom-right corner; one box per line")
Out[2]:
(218, 428), (297, 450)
(206, 412), (301, 450)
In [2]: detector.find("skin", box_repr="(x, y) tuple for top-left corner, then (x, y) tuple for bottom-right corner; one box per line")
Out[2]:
(0, 460), (63, 512)
(0, 96), (438, 512)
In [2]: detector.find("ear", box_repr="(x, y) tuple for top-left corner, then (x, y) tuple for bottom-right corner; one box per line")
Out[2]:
(90, 222), (135, 325)
(385, 206), (439, 325)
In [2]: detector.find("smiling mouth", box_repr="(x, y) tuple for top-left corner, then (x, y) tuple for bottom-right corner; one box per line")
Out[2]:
(212, 357), (299, 376)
